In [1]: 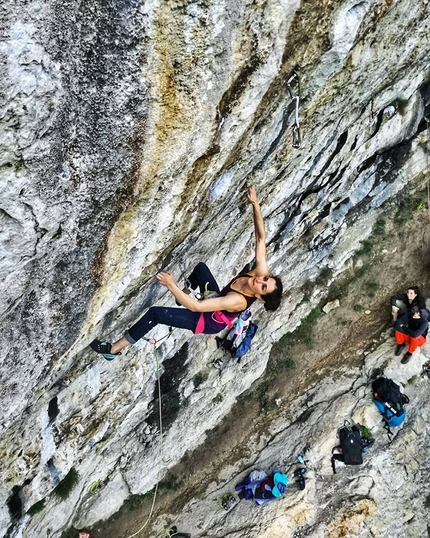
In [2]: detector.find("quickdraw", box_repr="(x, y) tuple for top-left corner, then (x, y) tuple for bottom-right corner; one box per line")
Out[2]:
(178, 259), (191, 289)
(87, 479), (103, 495)
(203, 281), (218, 299)
(144, 326), (175, 347)
(369, 98), (376, 124)
(287, 70), (301, 148)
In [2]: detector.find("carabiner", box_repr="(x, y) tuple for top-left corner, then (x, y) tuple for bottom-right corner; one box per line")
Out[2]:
(292, 124), (301, 148)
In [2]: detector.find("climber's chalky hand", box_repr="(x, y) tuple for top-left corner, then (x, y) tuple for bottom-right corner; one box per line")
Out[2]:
(156, 271), (175, 289)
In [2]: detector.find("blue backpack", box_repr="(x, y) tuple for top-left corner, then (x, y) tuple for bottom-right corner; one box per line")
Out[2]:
(235, 323), (258, 360)
(372, 377), (409, 438)
(215, 320), (258, 362)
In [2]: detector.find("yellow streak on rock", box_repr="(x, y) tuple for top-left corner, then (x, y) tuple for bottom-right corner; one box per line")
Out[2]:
(327, 499), (378, 538)
(259, 499), (315, 538)
(84, 206), (138, 332)
(88, 2), (205, 304)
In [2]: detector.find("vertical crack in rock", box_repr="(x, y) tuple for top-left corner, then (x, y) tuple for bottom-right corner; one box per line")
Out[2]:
(319, 130), (349, 176)
(252, 100), (296, 173)
(46, 458), (60, 486)
(147, 342), (190, 434)
(217, 54), (263, 121)
(367, 108), (385, 141)
(6, 486), (23, 523)
(47, 396), (60, 426)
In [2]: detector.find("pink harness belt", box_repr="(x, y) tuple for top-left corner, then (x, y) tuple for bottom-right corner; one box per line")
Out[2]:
(194, 311), (235, 334)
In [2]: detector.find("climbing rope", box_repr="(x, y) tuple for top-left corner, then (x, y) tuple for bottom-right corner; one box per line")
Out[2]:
(123, 337), (171, 538)
(287, 70), (301, 148)
(122, 258), (203, 537)
(425, 116), (430, 222)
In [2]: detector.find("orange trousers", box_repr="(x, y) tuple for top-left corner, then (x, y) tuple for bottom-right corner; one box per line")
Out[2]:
(395, 331), (426, 353)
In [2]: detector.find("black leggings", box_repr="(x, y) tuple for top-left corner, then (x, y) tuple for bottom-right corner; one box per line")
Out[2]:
(187, 261), (220, 295)
(125, 263), (221, 343)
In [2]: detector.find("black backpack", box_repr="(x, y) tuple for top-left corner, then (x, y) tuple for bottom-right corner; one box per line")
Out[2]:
(372, 377), (409, 438)
(331, 422), (363, 473)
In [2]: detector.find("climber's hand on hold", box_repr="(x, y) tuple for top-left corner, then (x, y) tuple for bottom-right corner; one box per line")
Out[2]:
(247, 185), (259, 206)
(156, 271), (175, 289)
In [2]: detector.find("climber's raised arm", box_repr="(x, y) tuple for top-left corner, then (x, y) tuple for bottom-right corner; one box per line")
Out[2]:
(247, 185), (269, 277)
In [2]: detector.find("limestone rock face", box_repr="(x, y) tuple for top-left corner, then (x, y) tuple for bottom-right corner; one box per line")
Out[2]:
(0, 0), (429, 536)
(161, 339), (430, 538)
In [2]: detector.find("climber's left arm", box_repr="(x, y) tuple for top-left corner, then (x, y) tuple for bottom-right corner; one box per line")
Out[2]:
(247, 185), (269, 276)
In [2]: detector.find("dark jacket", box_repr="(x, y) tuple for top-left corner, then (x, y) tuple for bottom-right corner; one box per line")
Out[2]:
(390, 292), (424, 313)
(395, 310), (429, 338)
(390, 292), (409, 307)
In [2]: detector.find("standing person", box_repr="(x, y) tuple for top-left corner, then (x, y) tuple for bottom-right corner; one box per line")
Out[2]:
(390, 286), (426, 324)
(394, 306), (428, 364)
(90, 185), (283, 360)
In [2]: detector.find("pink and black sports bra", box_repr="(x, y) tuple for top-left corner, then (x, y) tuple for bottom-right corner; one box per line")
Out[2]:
(217, 273), (256, 322)
(195, 274), (256, 334)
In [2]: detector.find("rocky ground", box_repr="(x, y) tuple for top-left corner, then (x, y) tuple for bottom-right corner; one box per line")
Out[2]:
(89, 188), (430, 537)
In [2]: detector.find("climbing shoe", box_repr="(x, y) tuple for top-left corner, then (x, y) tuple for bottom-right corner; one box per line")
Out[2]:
(102, 352), (121, 361)
(218, 493), (235, 510)
(401, 352), (412, 364)
(90, 339), (121, 361)
(226, 494), (236, 505)
(394, 343), (405, 356)
(90, 339), (112, 354)
(293, 467), (307, 490)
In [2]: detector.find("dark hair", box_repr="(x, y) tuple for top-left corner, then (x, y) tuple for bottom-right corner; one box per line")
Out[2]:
(407, 285), (426, 309)
(262, 275), (283, 311)
(77, 531), (93, 538)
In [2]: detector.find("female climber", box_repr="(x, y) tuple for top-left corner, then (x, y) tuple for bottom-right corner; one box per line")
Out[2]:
(90, 185), (283, 360)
